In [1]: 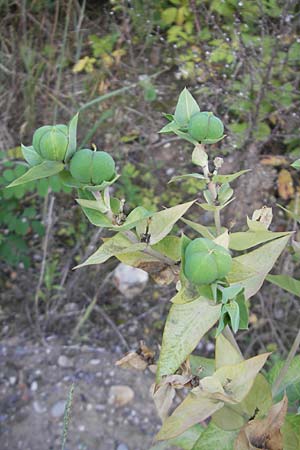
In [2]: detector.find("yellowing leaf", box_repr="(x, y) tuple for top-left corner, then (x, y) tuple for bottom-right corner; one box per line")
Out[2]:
(278, 169), (294, 200)
(156, 297), (221, 380)
(227, 234), (291, 298)
(136, 201), (195, 245)
(215, 334), (243, 369)
(155, 390), (223, 441)
(214, 353), (270, 403)
(73, 56), (96, 73)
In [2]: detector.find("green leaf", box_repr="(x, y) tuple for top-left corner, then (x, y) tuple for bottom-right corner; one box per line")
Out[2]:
(191, 422), (238, 450)
(181, 218), (215, 239)
(190, 355), (215, 378)
(212, 169), (250, 184)
(149, 424), (203, 450)
(156, 297), (221, 381)
(65, 112), (79, 162)
(268, 356), (300, 401)
(168, 173), (207, 187)
(21, 144), (43, 166)
(76, 198), (109, 214)
(6, 161), (64, 187)
(159, 120), (181, 134)
(173, 129), (198, 145)
(174, 88), (200, 127)
(266, 274), (300, 297)
(136, 201), (194, 245)
(224, 301), (240, 333)
(152, 236), (181, 262)
(291, 159), (300, 169)
(227, 234), (291, 298)
(282, 414), (300, 450)
(277, 203), (300, 223)
(160, 7), (177, 26)
(229, 230), (291, 251)
(74, 232), (147, 269)
(111, 206), (153, 232)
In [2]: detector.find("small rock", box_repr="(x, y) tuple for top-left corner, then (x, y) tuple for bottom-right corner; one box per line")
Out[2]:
(50, 400), (66, 418)
(117, 444), (129, 450)
(30, 381), (38, 391)
(58, 355), (74, 368)
(89, 359), (100, 365)
(9, 376), (17, 385)
(33, 401), (47, 414)
(63, 302), (78, 313)
(108, 385), (134, 407)
(113, 263), (148, 299)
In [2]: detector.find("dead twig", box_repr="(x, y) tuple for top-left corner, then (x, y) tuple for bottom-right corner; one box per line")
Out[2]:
(34, 194), (55, 336)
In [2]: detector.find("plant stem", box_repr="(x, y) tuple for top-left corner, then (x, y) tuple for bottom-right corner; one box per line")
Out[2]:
(214, 209), (222, 236)
(272, 328), (300, 396)
(122, 230), (175, 266)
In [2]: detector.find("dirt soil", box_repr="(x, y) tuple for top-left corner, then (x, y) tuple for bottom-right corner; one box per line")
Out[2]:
(0, 336), (160, 450)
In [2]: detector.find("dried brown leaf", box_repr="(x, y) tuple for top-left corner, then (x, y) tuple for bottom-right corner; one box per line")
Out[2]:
(278, 169), (294, 200)
(260, 155), (288, 166)
(234, 396), (288, 450)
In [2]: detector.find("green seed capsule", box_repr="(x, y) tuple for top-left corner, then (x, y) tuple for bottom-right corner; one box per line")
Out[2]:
(69, 149), (115, 185)
(184, 237), (232, 285)
(188, 112), (224, 143)
(33, 125), (69, 161)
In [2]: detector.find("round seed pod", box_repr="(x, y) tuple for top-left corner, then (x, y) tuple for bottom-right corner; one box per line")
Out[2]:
(69, 149), (115, 185)
(184, 237), (232, 285)
(188, 112), (224, 143)
(33, 125), (69, 161)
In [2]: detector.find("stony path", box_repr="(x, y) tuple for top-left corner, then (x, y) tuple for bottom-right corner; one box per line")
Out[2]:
(0, 337), (159, 450)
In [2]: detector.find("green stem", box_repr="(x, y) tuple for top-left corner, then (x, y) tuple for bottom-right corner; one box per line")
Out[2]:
(272, 328), (300, 397)
(214, 208), (222, 236)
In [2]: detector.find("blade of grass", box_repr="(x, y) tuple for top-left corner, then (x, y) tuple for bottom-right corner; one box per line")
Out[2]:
(61, 382), (75, 450)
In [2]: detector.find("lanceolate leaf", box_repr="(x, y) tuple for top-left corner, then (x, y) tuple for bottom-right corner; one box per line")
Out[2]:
(212, 374), (272, 431)
(266, 274), (300, 297)
(215, 334), (243, 369)
(174, 88), (200, 126)
(136, 201), (195, 245)
(156, 353), (270, 441)
(214, 353), (270, 403)
(74, 233), (147, 269)
(21, 144), (43, 166)
(212, 169), (250, 184)
(191, 422), (238, 450)
(181, 218), (215, 239)
(291, 159), (300, 169)
(155, 390), (224, 441)
(229, 230), (291, 251)
(7, 160), (64, 187)
(267, 356), (300, 400)
(156, 297), (221, 381)
(282, 414), (300, 450)
(227, 234), (291, 298)
(149, 425), (203, 450)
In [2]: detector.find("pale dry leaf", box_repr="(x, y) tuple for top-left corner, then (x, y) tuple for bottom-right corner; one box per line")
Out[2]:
(252, 206), (273, 229)
(115, 352), (148, 371)
(152, 382), (176, 421)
